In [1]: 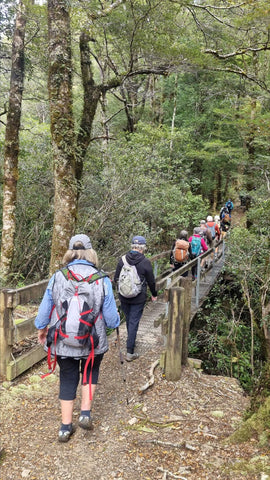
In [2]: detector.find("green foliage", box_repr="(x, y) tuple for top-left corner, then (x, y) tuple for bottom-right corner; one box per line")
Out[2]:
(9, 125), (53, 284)
(248, 362), (270, 415)
(226, 227), (270, 304)
(228, 395), (270, 446)
(78, 124), (209, 270)
(189, 280), (263, 391)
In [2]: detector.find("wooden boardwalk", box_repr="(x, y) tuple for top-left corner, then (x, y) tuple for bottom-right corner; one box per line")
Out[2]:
(118, 252), (226, 357)
(0, 243), (226, 380)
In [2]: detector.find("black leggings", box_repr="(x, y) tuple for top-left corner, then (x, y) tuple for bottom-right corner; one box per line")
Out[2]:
(57, 354), (104, 401)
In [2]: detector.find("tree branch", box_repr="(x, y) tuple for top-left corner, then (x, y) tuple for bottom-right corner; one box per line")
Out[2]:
(102, 65), (172, 92)
(205, 44), (270, 59)
(207, 66), (270, 93)
(87, 0), (124, 20)
(186, 1), (247, 10)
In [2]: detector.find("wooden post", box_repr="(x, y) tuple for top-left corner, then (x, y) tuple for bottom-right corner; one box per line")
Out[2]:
(165, 286), (185, 381)
(0, 290), (13, 380)
(179, 276), (192, 366)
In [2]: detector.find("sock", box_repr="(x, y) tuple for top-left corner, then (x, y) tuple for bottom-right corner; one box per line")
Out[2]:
(61, 423), (72, 432)
(80, 410), (91, 418)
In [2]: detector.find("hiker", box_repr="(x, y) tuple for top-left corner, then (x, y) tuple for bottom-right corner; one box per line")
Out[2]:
(170, 230), (193, 276)
(220, 211), (231, 238)
(220, 205), (231, 223)
(198, 221), (211, 268)
(199, 220), (212, 246)
(214, 215), (220, 228)
(188, 227), (208, 280)
(220, 205), (231, 238)
(205, 215), (220, 250)
(35, 234), (120, 443)
(225, 199), (234, 214)
(205, 216), (220, 262)
(114, 235), (157, 362)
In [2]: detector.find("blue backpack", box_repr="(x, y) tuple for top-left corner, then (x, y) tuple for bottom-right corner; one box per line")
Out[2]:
(191, 236), (201, 257)
(206, 222), (216, 240)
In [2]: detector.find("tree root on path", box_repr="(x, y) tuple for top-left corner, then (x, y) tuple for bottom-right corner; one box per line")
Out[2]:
(157, 466), (190, 479)
(138, 359), (160, 394)
(138, 438), (197, 451)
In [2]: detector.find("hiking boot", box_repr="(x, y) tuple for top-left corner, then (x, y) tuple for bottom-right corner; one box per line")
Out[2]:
(78, 415), (93, 430)
(58, 425), (74, 443)
(126, 352), (139, 362)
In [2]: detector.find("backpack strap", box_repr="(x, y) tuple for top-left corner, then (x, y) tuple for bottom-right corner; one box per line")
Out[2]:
(122, 255), (128, 266)
(61, 267), (108, 284)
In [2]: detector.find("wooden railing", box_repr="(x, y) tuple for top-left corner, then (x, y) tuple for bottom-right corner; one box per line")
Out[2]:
(0, 241), (226, 382)
(0, 251), (170, 381)
(154, 239), (226, 381)
(0, 280), (48, 381)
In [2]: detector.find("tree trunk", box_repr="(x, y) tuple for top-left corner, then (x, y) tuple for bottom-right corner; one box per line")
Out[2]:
(75, 32), (102, 184)
(0, 0), (26, 282)
(48, 0), (77, 274)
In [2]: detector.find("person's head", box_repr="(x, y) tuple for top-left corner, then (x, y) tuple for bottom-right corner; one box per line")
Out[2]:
(207, 215), (213, 222)
(179, 230), (188, 240)
(193, 227), (201, 235)
(214, 215), (219, 223)
(131, 235), (147, 253)
(63, 234), (98, 266)
(200, 220), (206, 225)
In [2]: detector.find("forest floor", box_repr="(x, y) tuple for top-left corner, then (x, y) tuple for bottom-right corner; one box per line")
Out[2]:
(1, 205), (270, 480)
(1, 336), (270, 480)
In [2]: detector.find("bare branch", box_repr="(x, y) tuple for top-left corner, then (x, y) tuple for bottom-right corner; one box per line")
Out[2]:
(87, 0), (124, 20)
(208, 66), (270, 93)
(205, 44), (270, 59)
(102, 65), (172, 92)
(89, 134), (116, 142)
(187, 1), (248, 10)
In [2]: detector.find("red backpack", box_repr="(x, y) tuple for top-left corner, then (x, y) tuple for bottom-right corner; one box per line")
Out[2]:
(173, 239), (189, 263)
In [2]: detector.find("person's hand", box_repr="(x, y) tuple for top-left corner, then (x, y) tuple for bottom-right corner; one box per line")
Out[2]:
(38, 328), (48, 345)
(151, 296), (157, 302)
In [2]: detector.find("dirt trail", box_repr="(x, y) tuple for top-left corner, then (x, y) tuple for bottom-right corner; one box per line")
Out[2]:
(1, 205), (269, 480)
(1, 323), (269, 480)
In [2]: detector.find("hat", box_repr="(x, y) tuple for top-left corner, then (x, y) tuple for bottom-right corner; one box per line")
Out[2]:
(132, 235), (146, 245)
(200, 220), (206, 224)
(69, 234), (92, 250)
(207, 215), (213, 222)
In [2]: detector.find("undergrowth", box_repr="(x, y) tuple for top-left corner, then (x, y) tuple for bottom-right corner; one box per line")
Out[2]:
(189, 275), (264, 394)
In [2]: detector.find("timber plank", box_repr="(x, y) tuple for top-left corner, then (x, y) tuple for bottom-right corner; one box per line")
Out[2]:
(5, 280), (48, 308)
(6, 344), (46, 381)
(13, 317), (36, 342)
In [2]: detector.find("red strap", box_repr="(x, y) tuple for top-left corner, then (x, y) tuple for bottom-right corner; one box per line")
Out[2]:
(67, 269), (84, 282)
(85, 274), (94, 283)
(41, 329), (58, 379)
(82, 336), (95, 401)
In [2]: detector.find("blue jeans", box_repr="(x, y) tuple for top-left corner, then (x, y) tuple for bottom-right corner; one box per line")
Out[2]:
(120, 302), (145, 354)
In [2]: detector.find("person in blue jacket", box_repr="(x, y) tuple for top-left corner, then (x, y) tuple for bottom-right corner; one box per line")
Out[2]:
(225, 199), (234, 214)
(35, 234), (120, 443)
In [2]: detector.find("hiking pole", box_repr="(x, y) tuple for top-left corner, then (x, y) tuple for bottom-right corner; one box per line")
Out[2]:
(116, 327), (129, 405)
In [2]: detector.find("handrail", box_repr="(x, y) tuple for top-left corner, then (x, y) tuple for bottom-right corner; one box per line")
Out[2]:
(0, 241), (226, 381)
(156, 238), (226, 307)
